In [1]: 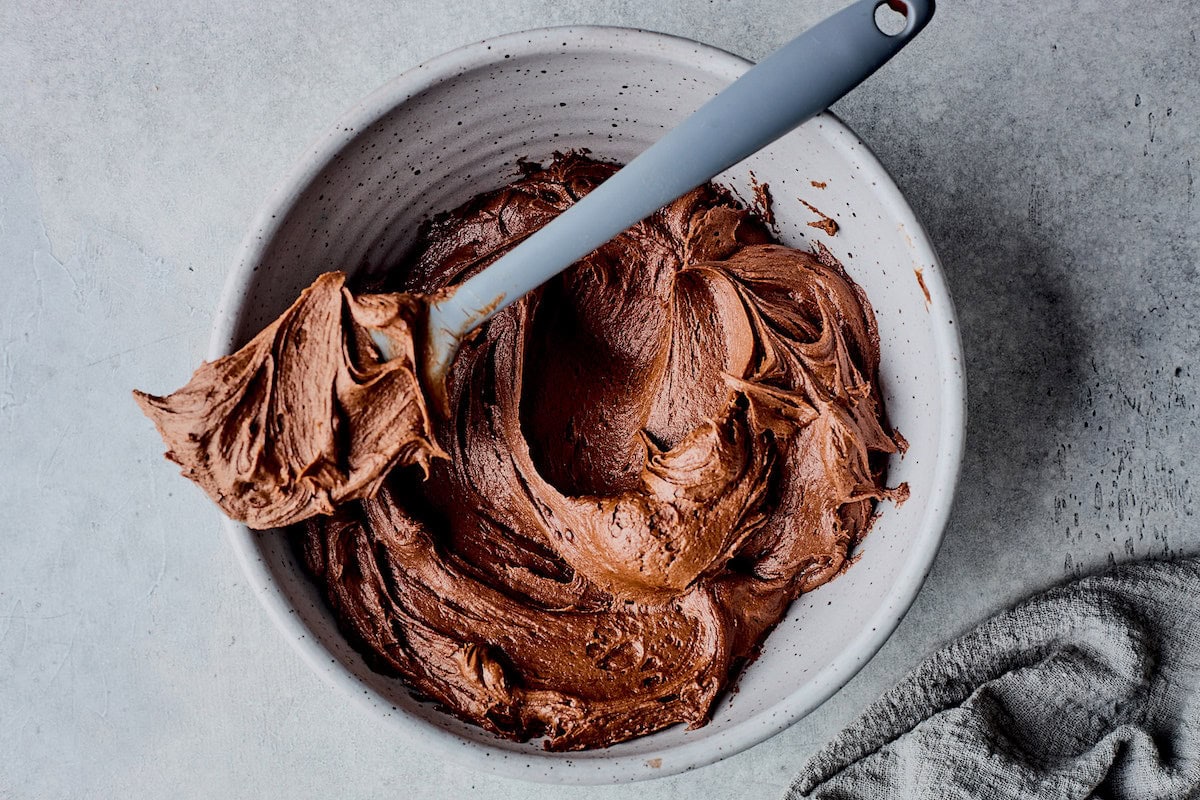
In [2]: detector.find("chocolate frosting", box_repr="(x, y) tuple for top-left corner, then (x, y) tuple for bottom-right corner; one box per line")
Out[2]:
(135, 153), (902, 750)
(303, 154), (902, 749)
(133, 274), (445, 529)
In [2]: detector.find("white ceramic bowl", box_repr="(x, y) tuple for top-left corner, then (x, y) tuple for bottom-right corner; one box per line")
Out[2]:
(210, 26), (965, 784)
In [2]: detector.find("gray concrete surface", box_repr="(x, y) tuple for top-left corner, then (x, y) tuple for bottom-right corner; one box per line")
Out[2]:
(2, 1), (1198, 797)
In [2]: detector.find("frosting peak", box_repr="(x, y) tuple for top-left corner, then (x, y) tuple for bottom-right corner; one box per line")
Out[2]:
(133, 272), (445, 530)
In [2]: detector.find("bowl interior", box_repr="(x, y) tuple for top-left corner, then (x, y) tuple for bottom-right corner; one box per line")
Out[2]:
(214, 27), (963, 783)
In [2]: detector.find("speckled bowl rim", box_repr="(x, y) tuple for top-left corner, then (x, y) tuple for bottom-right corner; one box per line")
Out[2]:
(209, 25), (966, 785)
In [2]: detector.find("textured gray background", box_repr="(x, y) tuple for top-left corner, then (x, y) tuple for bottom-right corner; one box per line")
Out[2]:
(2, 1), (1198, 797)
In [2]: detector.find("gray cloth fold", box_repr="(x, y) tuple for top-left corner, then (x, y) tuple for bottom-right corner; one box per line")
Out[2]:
(787, 558), (1200, 800)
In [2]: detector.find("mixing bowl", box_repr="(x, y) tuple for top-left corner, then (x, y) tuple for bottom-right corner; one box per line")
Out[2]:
(209, 25), (965, 784)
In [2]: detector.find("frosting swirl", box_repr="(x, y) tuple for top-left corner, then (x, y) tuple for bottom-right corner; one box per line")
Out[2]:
(135, 153), (903, 750)
(301, 154), (903, 749)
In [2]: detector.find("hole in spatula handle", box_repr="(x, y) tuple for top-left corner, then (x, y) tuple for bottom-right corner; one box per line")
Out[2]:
(874, 0), (910, 36)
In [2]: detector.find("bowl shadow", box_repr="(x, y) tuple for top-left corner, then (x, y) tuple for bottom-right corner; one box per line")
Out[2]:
(904, 177), (1092, 611)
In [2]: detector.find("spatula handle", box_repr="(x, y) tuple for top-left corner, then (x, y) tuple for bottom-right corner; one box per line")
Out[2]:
(429, 0), (933, 348)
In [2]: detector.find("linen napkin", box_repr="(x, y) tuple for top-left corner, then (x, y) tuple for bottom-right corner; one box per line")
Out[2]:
(788, 558), (1200, 799)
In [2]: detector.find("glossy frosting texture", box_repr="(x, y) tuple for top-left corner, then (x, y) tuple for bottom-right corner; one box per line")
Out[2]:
(297, 154), (904, 749)
(134, 273), (445, 529)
